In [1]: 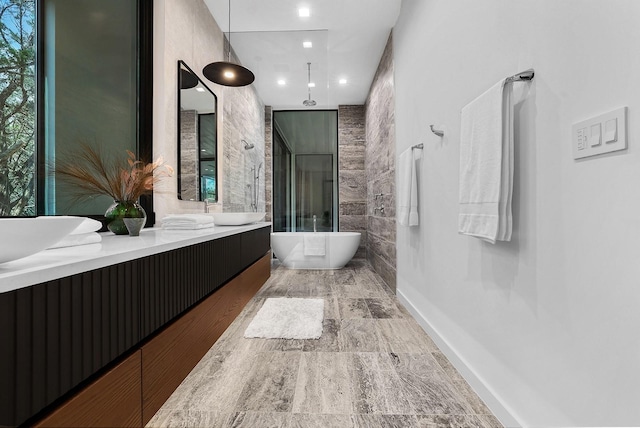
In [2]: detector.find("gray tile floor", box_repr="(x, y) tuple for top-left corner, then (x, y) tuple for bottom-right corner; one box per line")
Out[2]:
(147, 260), (503, 428)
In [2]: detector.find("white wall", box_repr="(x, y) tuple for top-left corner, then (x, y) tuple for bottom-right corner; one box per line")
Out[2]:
(394, 1), (640, 426)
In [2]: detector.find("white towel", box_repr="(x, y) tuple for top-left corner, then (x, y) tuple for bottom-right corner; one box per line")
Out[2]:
(458, 79), (513, 244)
(162, 214), (214, 230)
(162, 223), (215, 230)
(48, 232), (102, 249)
(398, 147), (420, 227)
(303, 233), (326, 256)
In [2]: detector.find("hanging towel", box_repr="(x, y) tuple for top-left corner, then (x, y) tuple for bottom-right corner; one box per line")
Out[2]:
(398, 146), (420, 227)
(303, 233), (326, 256)
(458, 79), (513, 244)
(162, 214), (214, 230)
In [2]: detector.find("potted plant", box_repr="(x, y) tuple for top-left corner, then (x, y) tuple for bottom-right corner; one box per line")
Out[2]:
(55, 144), (173, 235)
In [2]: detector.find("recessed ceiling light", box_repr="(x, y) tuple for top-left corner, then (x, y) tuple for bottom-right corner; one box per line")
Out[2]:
(339, 78), (347, 85)
(277, 79), (286, 85)
(223, 70), (235, 79)
(298, 7), (310, 17)
(308, 82), (315, 88)
(303, 41), (312, 48)
(195, 87), (205, 92)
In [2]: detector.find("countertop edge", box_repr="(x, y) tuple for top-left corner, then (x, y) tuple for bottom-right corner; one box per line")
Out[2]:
(0, 222), (271, 293)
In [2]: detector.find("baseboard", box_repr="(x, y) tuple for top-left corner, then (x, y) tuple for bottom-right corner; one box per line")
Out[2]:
(396, 289), (521, 428)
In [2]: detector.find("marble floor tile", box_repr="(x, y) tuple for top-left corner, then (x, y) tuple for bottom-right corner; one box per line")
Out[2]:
(477, 414), (504, 428)
(272, 339), (306, 352)
(347, 352), (414, 415)
(333, 269), (357, 285)
(148, 259), (502, 427)
(234, 351), (301, 412)
(255, 278), (290, 297)
(387, 352), (443, 374)
(339, 298), (373, 319)
(285, 282), (315, 297)
(376, 319), (437, 353)
(354, 269), (388, 289)
(159, 348), (257, 413)
(431, 351), (493, 415)
(214, 299), (266, 350)
(291, 352), (352, 414)
(146, 409), (230, 428)
(415, 414), (487, 428)
(365, 298), (405, 319)
(227, 411), (291, 428)
(390, 356), (473, 416)
(287, 281), (332, 297)
(351, 352), (397, 372)
(353, 414), (421, 428)
(302, 318), (340, 352)
(289, 413), (355, 428)
(395, 366), (473, 415)
(333, 281), (386, 299)
(339, 319), (384, 352)
(324, 296), (341, 319)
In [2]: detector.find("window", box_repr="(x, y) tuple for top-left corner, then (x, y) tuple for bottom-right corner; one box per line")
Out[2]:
(0, 0), (36, 216)
(0, 0), (152, 218)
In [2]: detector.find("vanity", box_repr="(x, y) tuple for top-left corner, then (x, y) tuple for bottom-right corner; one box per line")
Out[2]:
(0, 224), (271, 427)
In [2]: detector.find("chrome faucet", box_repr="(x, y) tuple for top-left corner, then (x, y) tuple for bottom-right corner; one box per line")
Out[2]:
(313, 215), (317, 233)
(204, 199), (212, 213)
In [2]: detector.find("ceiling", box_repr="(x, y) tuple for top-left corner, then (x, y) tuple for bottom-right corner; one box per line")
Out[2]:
(203, 0), (401, 109)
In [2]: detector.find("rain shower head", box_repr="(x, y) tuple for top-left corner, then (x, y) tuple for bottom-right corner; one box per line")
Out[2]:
(303, 62), (316, 107)
(242, 139), (254, 150)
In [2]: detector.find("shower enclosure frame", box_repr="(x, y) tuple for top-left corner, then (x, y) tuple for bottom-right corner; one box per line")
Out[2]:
(272, 109), (339, 233)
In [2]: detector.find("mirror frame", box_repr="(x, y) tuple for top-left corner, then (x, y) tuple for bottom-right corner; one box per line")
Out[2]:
(177, 60), (218, 202)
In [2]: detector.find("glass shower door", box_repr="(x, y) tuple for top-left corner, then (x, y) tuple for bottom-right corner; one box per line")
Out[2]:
(295, 154), (333, 232)
(272, 110), (338, 232)
(273, 128), (291, 232)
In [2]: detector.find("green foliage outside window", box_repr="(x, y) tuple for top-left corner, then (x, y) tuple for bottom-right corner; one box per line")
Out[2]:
(0, 0), (35, 216)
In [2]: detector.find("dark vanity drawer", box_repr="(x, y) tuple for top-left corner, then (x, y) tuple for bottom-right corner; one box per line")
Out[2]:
(0, 261), (141, 427)
(0, 225), (271, 427)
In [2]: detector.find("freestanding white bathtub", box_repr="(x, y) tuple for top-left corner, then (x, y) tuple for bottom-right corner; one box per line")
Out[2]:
(271, 232), (361, 269)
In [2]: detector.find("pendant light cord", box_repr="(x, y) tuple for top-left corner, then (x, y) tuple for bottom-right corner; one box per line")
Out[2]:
(227, 0), (231, 62)
(307, 62), (312, 100)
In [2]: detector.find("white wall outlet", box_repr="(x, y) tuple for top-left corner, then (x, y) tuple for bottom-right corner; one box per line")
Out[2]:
(573, 107), (627, 160)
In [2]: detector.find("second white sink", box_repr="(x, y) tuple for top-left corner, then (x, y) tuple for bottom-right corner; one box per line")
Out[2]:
(208, 212), (265, 226)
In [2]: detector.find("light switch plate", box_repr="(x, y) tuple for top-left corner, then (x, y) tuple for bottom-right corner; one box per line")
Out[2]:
(573, 107), (627, 159)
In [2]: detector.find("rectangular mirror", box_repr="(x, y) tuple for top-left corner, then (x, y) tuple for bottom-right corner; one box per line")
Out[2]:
(177, 60), (218, 201)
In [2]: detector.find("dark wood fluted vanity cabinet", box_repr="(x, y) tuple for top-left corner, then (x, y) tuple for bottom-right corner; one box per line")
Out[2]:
(0, 225), (271, 428)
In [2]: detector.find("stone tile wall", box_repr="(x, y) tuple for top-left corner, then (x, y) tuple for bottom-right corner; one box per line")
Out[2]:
(153, 0), (265, 219)
(264, 107), (272, 223)
(338, 105), (367, 259)
(365, 32), (396, 291)
(222, 66), (265, 213)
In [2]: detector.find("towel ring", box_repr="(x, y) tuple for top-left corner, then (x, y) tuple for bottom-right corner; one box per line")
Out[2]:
(430, 125), (444, 137)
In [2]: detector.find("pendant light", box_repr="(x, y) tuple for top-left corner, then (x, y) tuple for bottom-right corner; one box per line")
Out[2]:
(203, 0), (255, 87)
(302, 62), (316, 107)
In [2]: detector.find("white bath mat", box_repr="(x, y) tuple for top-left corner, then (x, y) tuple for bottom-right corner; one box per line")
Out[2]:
(244, 298), (324, 339)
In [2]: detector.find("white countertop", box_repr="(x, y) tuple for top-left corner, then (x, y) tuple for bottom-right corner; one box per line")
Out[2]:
(0, 222), (271, 293)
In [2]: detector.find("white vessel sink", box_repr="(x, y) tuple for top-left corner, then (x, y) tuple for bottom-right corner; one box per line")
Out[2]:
(0, 216), (87, 264)
(208, 212), (265, 226)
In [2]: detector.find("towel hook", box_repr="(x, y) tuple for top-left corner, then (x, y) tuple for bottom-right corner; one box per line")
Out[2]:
(430, 125), (444, 137)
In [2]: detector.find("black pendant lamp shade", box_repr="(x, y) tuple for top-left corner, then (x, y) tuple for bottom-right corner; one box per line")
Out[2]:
(203, 61), (255, 87)
(203, 0), (255, 87)
(180, 68), (199, 89)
